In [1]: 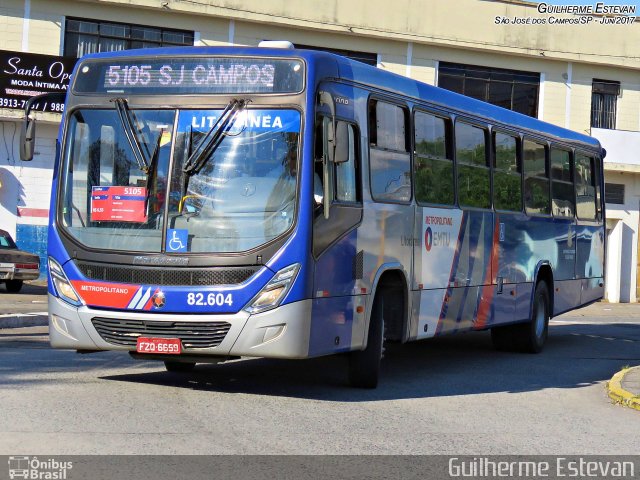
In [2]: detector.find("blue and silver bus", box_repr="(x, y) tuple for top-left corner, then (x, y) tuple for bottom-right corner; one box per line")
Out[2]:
(22, 45), (605, 388)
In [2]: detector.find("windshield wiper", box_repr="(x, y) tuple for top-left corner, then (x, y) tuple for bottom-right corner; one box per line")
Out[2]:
(144, 130), (164, 212)
(182, 98), (249, 176)
(112, 98), (152, 173)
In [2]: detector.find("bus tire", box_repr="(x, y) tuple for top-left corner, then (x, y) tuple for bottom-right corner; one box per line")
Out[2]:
(491, 281), (549, 353)
(522, 280), (550, 353)
(348, 294), (384, 389)
(164, 360), (196, 372)
(6, 280), (23, 293)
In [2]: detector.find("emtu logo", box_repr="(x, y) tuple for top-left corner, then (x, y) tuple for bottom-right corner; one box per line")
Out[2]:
(424, 227), (433, 252)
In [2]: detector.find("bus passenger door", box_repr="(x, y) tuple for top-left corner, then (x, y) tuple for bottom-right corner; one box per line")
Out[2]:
(311, 108), (365, 356)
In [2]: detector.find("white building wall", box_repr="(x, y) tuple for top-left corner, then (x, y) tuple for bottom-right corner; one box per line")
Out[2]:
(603, 170), (640, 303)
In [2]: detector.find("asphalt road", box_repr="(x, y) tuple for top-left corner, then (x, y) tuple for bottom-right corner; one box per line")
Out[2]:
(0, 281), (48, 315)
(0, 303), (639, 455)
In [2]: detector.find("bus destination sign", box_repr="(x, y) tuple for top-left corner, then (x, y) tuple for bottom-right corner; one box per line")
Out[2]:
(73, 57), (304, 95)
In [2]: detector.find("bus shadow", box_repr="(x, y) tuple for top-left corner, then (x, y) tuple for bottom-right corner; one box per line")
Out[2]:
(99, 322), (640, 402)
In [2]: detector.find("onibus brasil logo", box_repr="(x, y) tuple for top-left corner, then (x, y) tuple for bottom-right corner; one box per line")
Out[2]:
(8, 456), (72, 479)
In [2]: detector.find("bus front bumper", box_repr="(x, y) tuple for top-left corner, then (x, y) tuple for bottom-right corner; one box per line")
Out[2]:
(48, 294), (312, 359)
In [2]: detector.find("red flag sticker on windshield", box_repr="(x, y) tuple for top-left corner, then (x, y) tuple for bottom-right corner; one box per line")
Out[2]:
(91, 186), (147, 223)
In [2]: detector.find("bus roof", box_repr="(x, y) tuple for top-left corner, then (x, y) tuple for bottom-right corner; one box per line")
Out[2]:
(79, 45), (601, 152)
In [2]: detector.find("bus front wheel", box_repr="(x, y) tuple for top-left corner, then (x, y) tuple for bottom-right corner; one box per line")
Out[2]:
(491, 280), (550, 353)
(348, 295), (384, 388)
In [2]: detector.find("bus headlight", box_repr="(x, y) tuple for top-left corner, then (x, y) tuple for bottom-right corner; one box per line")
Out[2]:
(48, 257), (83, 306)
(244, 263), (300, 314)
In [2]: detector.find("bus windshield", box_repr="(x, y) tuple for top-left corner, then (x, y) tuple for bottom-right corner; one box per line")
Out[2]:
(60, 107), (300, 253)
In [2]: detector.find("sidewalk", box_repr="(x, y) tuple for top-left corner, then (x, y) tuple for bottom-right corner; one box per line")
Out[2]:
(0, 280), (48, 329)
(607, 367), (640, 411)
(0, 312), (48, 328)
(559, 301), (640, 318)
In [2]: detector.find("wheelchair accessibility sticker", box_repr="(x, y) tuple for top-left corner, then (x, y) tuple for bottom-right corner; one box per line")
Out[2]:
(167, 229), (188, 252)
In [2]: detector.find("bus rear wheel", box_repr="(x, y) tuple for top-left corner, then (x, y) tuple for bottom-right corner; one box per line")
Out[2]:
(491, 280), (550, 353)
(164, 360), (196, 372)
(348, 294), (384, 388)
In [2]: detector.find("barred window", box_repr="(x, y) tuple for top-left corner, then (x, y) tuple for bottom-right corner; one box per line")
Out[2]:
(438, 62), (540, 117)
(294, 44), (377, 66)
(591, 80), (620, 129)
(605, 183), (625, 205)
(64, 18), (194, 58)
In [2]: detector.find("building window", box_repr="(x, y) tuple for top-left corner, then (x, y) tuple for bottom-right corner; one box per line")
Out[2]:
(438, 62), (540, 117)
(591, 80), (620, 129)
(64, 18), (194, 58)
(605, 183), (625, 205)
(295, 44), (377, 66)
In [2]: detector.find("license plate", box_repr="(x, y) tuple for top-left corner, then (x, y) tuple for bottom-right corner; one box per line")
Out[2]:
(136, 337), (182, 354)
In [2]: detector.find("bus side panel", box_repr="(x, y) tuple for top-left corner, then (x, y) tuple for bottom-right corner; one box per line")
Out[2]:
(500, 215), (580, 321)
(313, 229), (370, 355)
(308, 295), (366, 357)
(412, 208), (502, 338)
(576, 224), (605, 304)
(553, 279), (583, 315)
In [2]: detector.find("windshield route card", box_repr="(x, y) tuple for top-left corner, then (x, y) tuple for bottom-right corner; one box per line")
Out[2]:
(91, 186), (147, 223)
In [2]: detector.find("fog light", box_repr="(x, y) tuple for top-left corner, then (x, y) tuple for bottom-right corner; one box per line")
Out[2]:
(262, 324), (285, 343)
(51, 314), (77, 341)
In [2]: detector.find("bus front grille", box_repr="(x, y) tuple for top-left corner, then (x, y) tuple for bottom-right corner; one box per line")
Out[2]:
(91, 317), (232, 349)
(76, 261), (259, 286)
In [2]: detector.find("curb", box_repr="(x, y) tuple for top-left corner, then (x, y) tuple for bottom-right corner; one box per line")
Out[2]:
(0, 313), (48, 329)
(606, 367), (640, 411)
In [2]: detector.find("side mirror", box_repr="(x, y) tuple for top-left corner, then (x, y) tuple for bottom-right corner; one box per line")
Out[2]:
(334, 121), (349, 164)
(20, 91), (67, 161)
(20, 118), (36, 161)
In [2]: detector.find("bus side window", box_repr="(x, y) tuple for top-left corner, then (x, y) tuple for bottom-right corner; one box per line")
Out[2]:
(575, 153), (597, 220)
(414, 111), (453, 205)
(314, 118), (326, 206)
(550, 147), (575, 218)
(99, 126), (115, 186)
(456, 122), (490, 209)
(523, 139), (550, 215)
(369, 100), (411, 203)
(594, 157), (603, 220)
(335, 122), (359, 203)
(68, 121), (91, 226)
(492, 132), (521, 211)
